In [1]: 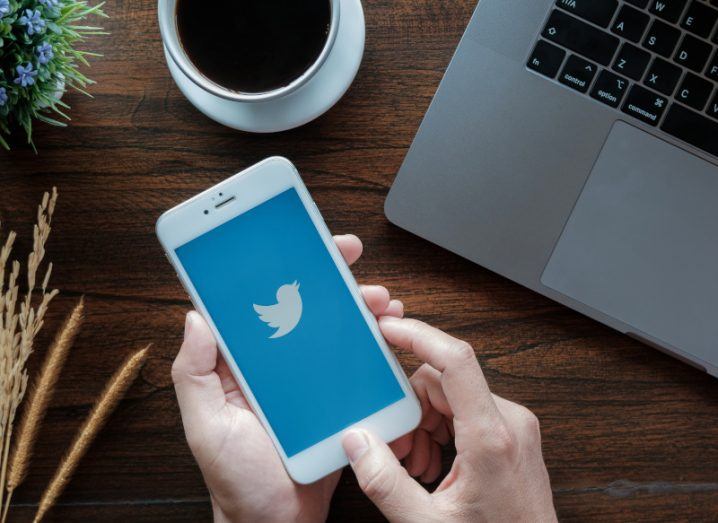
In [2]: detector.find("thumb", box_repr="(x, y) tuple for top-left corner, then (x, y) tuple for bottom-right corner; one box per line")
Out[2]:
(172, 312), (226, 426)
(343, 429), (431, 523)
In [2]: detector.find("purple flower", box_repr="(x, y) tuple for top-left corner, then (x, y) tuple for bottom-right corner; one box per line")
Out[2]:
(0, 0), (10, 17)
(0, 87), (7, 107)
(14, 63), (38, 87)
(39, 0), (60, 6)
(36, 42), (54, 65)
(18, 9), (46, 35)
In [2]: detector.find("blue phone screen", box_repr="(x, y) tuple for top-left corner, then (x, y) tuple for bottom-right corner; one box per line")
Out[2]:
(175, 188), (405, 457)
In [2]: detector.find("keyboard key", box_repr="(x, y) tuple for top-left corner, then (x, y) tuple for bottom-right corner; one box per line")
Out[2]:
(662, 103), (718, 156)
(676, 72), (714, 109)
(674, 34), (713, 71)
(612, 5), (651, 41)
(644, 57), (682, 94)
(643, 19), (682, 57)
(681, 1), (718, 38)
(590, 69), (630, 107)
(708, 91), (718, 118)
(626, 0), (650, 7)
(527, 40), (566, 78)
(559, 54), (598, 92)
(707, 50), (718, 80)
(649, 0), (688, 23)
(613, 43), (652, 79)
(542, 10), (620, 66)
(555, 0), (618, 28)
(622, 84), (669, 125)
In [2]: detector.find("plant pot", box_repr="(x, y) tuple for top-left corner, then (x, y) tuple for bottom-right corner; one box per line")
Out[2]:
(38, 74), (66, 109)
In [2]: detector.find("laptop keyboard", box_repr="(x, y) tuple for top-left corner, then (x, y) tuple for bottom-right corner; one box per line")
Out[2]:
(527, 0), (718, 158)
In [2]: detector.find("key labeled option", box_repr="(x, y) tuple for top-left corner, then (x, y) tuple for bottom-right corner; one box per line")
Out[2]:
(622, 84), (669, 125)
(527, 40), (566, 78)
(590, 69), (630, 107)
(559, 54), (598, 93)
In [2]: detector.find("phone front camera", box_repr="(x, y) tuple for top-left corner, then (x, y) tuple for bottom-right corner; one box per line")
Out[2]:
(204, 210), (209, 215)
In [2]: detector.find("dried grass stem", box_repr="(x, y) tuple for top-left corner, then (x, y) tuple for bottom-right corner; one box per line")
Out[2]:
(33, 345), (151, 523)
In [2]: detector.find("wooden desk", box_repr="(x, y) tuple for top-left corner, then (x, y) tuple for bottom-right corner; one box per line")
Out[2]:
(2, 0), (717, 521)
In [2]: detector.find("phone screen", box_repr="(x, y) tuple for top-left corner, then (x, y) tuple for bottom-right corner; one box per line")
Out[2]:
(175, 188), (405, 457)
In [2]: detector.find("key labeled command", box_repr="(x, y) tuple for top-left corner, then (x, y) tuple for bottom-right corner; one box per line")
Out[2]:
(621, 84), (668, 125)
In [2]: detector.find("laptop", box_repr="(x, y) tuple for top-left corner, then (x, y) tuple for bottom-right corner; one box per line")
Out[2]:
(385, 0), (718, 377)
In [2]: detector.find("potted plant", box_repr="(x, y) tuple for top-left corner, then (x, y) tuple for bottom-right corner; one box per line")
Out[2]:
(0, 0), (106, 150)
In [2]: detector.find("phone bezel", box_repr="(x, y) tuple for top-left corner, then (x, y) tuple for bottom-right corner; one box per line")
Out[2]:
(156, 157), (421, 484)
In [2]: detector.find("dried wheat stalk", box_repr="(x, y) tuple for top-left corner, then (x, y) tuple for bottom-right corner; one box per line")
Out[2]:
(0, 189), (58, 518)
(34, 345), (151, 523)
(2, 296), (85, 520)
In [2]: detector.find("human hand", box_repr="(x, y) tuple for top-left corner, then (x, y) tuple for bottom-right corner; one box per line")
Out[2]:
(342, 317), (557, 523)
(172, 235), (404, 523)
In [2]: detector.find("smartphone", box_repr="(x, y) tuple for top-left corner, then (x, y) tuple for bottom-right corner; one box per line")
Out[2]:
(156, 157), (421, 484)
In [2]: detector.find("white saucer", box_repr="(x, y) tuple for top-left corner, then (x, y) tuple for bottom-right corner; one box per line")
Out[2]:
(165, 0), (365, 133)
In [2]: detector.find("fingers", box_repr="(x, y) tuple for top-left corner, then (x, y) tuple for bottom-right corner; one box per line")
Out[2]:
(379, 317), (500, 437)
(214, 354), (251, 409)
(361, 285), (391, 316)
(334, 235), (404, 319)
(389, 432), (413, 460)
(360, 285), (404, 318)
(172, 312), (227, 425)
(404, 429), (431, 477)
(334, 234), (363, 266)
(343, 429), (431, 523)
(420, 440), (443, 484)
(385, 299), (405, 318)
(411, 364), (451, 425)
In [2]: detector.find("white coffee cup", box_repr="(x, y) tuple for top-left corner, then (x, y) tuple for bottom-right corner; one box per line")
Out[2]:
(157, 0), (341, 103)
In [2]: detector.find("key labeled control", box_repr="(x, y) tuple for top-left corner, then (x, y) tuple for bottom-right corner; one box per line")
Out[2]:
(559, 54), (598, 93)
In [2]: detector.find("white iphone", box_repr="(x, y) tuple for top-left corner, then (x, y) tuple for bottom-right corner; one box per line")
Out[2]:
(156, 157), (421, 484)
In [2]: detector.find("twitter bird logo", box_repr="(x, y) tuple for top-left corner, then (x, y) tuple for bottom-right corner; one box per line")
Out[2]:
(253, 281), (303, 339)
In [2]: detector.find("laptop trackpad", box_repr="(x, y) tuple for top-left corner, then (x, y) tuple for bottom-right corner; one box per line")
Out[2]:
(541, 121), (718, 363)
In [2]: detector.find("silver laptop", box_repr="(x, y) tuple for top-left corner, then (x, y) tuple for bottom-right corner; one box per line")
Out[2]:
(386, 0), (718, 377)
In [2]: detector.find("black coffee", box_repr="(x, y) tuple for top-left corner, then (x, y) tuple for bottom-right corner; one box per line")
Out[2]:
(176, 0), (332, 93)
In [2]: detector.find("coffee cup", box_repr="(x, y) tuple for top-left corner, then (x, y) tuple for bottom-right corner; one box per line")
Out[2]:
(158, 0), (341, 103)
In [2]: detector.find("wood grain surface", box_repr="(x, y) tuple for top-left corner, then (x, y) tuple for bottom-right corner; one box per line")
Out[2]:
(2, 0), (717, 521)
